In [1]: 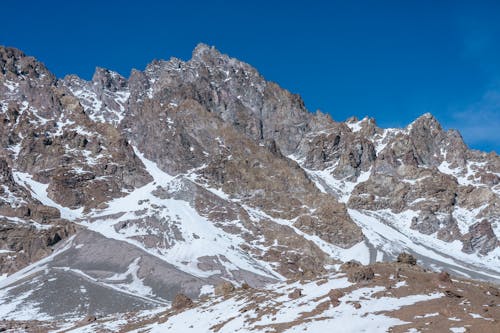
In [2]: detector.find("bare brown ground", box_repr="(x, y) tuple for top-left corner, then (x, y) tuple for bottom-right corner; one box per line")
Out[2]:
(4, 262), (499, 332)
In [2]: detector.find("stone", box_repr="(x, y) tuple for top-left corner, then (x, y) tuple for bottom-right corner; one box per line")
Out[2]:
(172, 294), (193, 310)
(347, 267), (375, 283)
(397, 253), (417, 266)
(340, 260), (362, 271)
(288, 288), (302, 299)
(82, 315), (96, 323)
(438, 271), (452, 284)
(328, 289), (344, 307)
(443, 290), (463, 298)
(215, 282), (235, 296)
(462, 220), (498, 255)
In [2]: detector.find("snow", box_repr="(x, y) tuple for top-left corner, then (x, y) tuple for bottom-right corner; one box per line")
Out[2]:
(104, 257), (154, 297)
(82, 147), (281, 281)
(373, 128), (403, 155)
(348, 209), (500, 280)
(394, 280), (408, 288)
(244, 204), (371, 266)
(199, 284), (215, 296)
(1, 184), (26, 206)
(449, 328), (466, 333)
(284, 288), (441, 333)
(74, 125), (94, 137)
(452, 204), (488, 235)
(438, 160), (490, 188)
(7, 141), (22, 159)
(136, 275), (442, 333)
(61, 318), (129, 333)
(1, 102), (8, 113)
(67, 82), (129, 125)
(0, 288), (51, 321)
(469, 313), (494, 321)
(133, 147), (174, 183)
(12, 171), (83, 220)
(3, 80), (19, 92)
(414, 312), (439, 318)
(0, 237), (74, 290)
(54, 117), (76, 136)
(346, 118), (364, 132)
(52, 265), (165, 305)
(287, 155), (371, 203)
(0, 237), (77, 320)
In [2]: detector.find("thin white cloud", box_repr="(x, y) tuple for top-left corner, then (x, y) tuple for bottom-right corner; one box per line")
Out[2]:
(449, 89), (500, 151)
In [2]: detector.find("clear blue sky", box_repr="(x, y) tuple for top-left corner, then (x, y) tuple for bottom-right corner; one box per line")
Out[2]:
(2, 1), (500, 153)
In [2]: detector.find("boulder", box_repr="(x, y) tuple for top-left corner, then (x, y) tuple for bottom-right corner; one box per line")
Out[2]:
(397, 252), (417, 265)
(172, 294), (193, 310)
(215, 281), (235, 296)
(288, 288), (302, 299)
(347, 267), (375, 283)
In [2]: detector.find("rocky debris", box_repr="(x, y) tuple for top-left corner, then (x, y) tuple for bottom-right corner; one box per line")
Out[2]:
(397, 253), (417, 266)
(410, 212), (461, 242)
(347, 266), (375, 283)
(462, 220), (498, 255)
(0, 158), (60, 221)
(443, 290), (463, 298)
(0, 219), (76, 274)
(81, 315), (96, 323)
(215, 281), (235, 296)
(296, 121), (377, 179)
(0, 157), (77, 275)
(0, 320), (56, 332)
(340, 260), (362, 272)
(328, 289), (344, 307)
(257, 220), (333, 278)
(288, 288), (302, 299)
(172, 294), (194, 310)
(438, 271), (452, 284)
(485, 286), (499, 297)
(18, 262), (500, 332)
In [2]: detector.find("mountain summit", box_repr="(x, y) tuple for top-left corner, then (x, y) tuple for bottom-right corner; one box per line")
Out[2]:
(0, 44), (499, 331)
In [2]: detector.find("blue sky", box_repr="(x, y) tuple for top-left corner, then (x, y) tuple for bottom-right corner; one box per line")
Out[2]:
(2, 1), (500, 153)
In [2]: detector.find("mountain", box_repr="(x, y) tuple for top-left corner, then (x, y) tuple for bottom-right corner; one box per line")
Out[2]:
(0, 44), (499, 332)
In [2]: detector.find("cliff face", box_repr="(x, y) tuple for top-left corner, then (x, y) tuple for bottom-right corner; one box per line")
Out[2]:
(0, 44), (499, 323)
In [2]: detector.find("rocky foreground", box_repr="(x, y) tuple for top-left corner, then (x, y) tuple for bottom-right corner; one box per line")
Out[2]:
(0, 44), (499, 331)
(3, 255), (500, 332)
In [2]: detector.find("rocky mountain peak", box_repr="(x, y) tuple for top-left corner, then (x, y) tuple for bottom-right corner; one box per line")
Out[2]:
(91, 67), (127, 92)
(0, 46), (54, 83)
(409, 112), (443, 133)
(191, 42), (223, 63)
